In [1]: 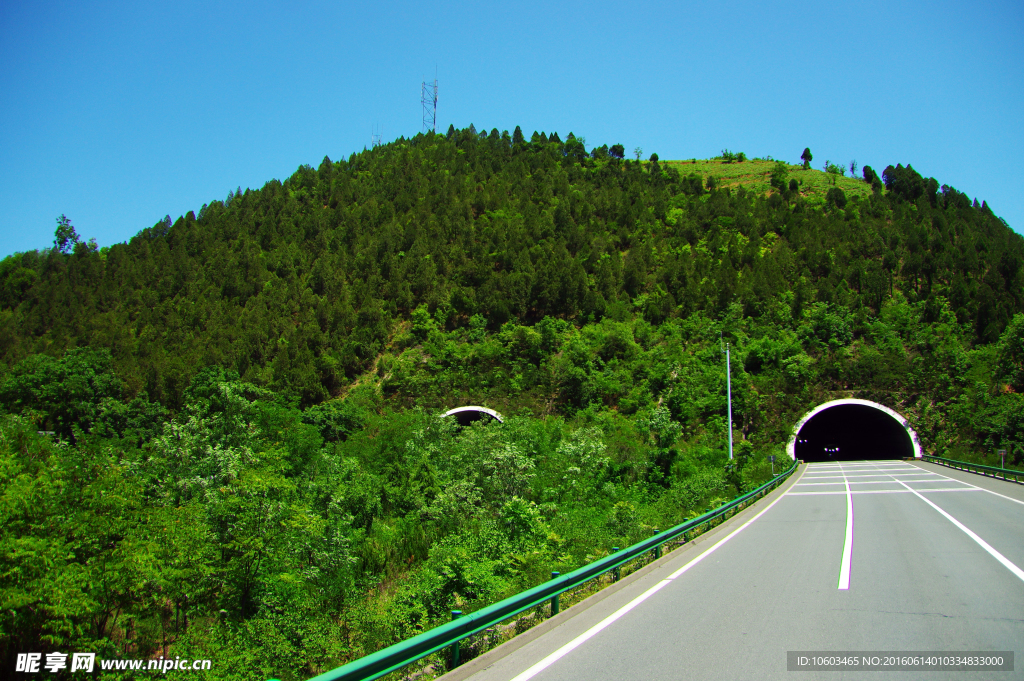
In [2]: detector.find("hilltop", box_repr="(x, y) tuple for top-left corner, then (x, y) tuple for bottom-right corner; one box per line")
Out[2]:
(667, 156), (874, 204)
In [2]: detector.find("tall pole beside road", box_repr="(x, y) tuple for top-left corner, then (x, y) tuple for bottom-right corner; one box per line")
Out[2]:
(724, 339), (733, 461)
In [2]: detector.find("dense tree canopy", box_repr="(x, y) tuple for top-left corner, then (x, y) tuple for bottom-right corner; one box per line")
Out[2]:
(1, 128), (1020, 405)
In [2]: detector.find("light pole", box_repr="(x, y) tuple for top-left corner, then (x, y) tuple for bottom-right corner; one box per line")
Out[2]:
(723, 337), (733, 461)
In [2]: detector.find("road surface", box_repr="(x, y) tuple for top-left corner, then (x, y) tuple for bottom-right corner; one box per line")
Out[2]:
(450, 460), (1024, 681)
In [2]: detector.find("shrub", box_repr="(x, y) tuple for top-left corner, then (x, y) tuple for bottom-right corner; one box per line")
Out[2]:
(825, 187), (848, 210)
(769, 161), (789, 191)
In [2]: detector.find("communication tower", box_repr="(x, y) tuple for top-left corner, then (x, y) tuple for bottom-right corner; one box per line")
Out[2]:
(421, 77), (437, 133)
(371, 124), (382, 148)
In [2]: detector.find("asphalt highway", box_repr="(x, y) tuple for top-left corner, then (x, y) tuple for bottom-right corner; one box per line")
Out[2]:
(452, 461), (1024, 681)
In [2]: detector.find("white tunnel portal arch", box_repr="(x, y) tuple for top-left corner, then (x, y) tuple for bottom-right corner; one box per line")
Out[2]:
(786, 398), (922, 460)
(441, 406), (504, 426)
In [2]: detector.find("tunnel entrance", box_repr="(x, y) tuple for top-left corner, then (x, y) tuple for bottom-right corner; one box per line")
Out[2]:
(441, 406), (504, 428)
(786, 399), (921, 462)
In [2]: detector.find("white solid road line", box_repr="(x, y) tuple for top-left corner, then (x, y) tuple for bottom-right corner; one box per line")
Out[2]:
(838, 463), (853, 590)
(786, 485), (978, 497)
(806, 462), (905, 466)
(801, 473), (944, 480)
(812, 462), (903, 466)
(796, 479), (959, 486)
(893, 478), (1024, 584)
(506, 466), (809, 681)
(506, 578), (674, 681)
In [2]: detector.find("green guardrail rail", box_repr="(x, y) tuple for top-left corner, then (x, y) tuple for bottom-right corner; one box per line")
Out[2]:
(307, 458), (800, 681)
(921, 455), (1023, 484)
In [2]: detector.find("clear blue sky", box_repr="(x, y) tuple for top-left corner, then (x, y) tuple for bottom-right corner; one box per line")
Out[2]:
(2, 0), (1021, 258)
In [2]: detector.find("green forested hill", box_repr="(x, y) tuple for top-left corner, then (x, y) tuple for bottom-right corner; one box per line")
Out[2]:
(1, 126), (1021, 406)
(1, 127), (1023, 679)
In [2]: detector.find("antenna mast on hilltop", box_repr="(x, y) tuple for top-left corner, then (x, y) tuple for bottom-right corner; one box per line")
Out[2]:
(371, 123), (382, 148)
(421, 73), (437, 133)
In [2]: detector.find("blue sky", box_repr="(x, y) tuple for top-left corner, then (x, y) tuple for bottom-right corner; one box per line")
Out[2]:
(1, 0), (1021, 258)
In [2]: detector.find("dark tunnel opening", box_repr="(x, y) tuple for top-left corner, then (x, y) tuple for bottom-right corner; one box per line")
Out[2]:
(451, 410), (492, 427)
(795, 404), (914, 462)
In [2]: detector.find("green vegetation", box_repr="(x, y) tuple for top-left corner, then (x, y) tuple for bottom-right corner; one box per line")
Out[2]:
(718, 149), (747, 163)
(1, 126), (1023, 679)
(666, 157), (874, 207)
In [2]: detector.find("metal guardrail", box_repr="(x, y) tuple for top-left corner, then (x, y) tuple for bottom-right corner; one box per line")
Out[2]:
(307, 458), (799, 681)
(921, 455), (1022, 484)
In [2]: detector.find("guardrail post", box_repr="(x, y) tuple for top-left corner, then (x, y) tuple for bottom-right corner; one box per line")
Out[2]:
(652, 529), (661, 560)
(550, 572), (560, 616)
(450, 610), (463, 668)
(612, 547), (620, 581)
